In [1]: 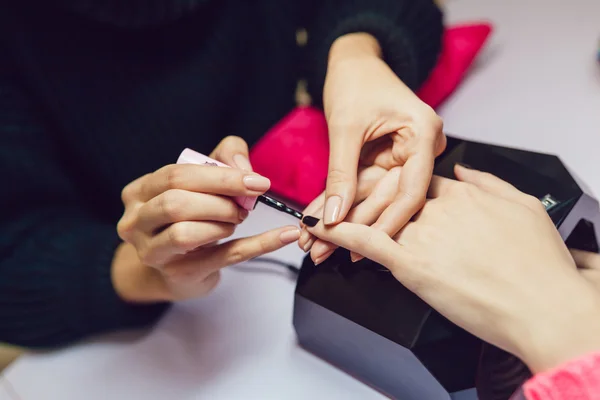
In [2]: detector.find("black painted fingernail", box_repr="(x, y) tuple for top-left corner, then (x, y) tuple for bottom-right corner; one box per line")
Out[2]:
(456, 162), (472, 169)
(302, 215), (320, 227)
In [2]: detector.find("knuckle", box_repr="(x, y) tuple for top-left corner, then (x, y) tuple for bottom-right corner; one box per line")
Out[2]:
(326, 167), (353, 187)
(121, 184), (135, 204)
(523, 194), (545, 212)
(220, 135), (247, 150)
(116, 217), (134, 240)
(165, 165), (187, 190)
(121, 177), (144, 204)
(429, 111), (444, 133)
(258, 235), (273, 254)
(159, 190), (186, 221)
(227, 245), (246, 265)
(218, 223), (236, 240)
(221, 171), (237, 188)
(228, 234), (274, 265)
(117, 205), (141, 240)
(220, 169), (243, 190)
(168, 223), (194, 252)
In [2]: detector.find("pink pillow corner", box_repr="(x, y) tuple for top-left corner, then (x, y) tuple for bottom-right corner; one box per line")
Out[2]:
(417, 22), (494, 107)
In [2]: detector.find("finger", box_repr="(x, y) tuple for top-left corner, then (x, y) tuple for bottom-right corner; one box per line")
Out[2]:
(371, 149), (434, 236)
(570, 249), (600, 271)
(301, 164), (388, 228)
(141, 221), (236, 266)
(210, 135), (253, 171)
(137, 164), (270, 202)
(299, 204), (323, 251)
(345, 167), (402, 224)
(434, 132), (447, 157)
(303, 218), (408, 271)
(200, 226), (301, 270)
(324, 126), (363, 225)
(359, 136), (394, 169)
(454, 164), (533, 205)
(300, 165), (388, 250)
(426, 175), (463, 198)
(312, 167), (403, 263)
(301, 192), (326, 226)
(309, 240), (332, 264)
(299, 227), (313, 252)
(137, 190), (245, 233)
(307, 166), (392, 259)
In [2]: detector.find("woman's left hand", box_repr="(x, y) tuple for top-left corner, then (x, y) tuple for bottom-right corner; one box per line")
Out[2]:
(300, 33), (445, 262)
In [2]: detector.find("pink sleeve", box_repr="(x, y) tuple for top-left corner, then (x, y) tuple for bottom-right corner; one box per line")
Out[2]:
(514, 351), (600, 400)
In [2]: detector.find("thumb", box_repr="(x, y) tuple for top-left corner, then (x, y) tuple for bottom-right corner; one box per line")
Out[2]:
(324, 127), (363, 225)
(210, 135), (253, 171)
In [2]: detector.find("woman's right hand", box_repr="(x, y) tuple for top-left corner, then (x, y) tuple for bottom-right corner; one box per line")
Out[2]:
(304, 165), (600, 374)
(113, 137), (301, 303)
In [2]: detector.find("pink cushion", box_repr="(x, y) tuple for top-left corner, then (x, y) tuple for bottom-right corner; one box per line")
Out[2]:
(249, 22), (493, 206)
(418, 23), (493, 107)
(250, 107), (330, 205)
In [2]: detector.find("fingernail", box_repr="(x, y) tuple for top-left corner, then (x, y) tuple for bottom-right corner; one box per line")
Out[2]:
(314, 249), (334, 266)
(302, 215), (319, 227)
(311, 241), (331, 261)
(239, 209), (249, 221)
(233, 154), (253, 171)
(298, 229), (310, 249)
(280, 228), (301, 244)
(456, 162), (472, 169)
(243, 174), (271, 192)
(324, 196), (342, 225)
(350, 252), (364, 263)
(303, 237), (315, 253)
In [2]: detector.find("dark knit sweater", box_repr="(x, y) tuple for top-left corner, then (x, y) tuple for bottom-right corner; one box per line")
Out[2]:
(0, 0), (443, 348)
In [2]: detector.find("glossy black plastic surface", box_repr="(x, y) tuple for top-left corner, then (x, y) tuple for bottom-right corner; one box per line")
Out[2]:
(294, 136), (600, 398)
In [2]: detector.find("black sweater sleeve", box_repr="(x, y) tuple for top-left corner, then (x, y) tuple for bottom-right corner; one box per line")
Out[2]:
(305, 0), (444, 106)
(0, 63), (169, 349)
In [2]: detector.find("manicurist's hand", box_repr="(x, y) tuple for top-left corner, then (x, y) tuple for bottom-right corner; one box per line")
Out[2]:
(303, 165), (600, 374)
(301, 33), (446, 263)
(112, 136), (300, 302)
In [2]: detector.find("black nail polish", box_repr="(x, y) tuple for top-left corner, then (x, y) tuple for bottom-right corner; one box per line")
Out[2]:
(302, 215), (320, 227)
(456, 162), (472, 169)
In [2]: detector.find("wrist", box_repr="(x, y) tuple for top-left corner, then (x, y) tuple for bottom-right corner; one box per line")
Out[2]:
(328, 33), (382, 66)
(512, 275), (600, 373)
(111, 242), (171, 303)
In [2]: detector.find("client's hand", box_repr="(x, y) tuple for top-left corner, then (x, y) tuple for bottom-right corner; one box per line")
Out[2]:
(303, 165), (600, 373)
(113, 136), (300, 302)
(571, 249), (600, 289)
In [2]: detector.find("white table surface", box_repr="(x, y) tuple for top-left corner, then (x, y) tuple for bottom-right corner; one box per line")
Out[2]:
(3, 0), (600, 399)
(0, 377), (16, 400)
